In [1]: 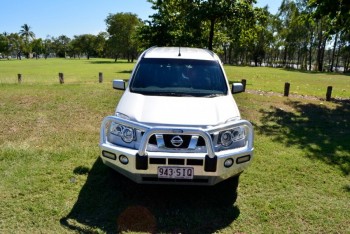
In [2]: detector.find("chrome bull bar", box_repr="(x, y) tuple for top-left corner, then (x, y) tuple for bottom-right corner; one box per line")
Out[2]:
(100, 116), (254, 159)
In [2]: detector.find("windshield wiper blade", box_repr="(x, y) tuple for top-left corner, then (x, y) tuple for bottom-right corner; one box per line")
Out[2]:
(161, 92), (194, 97)
(203, 94), (223, 98)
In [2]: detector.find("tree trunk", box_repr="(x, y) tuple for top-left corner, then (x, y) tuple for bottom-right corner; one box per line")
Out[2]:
(316, 20), (328, 72)
(275, 49), (280, 67)
(228, 46), (232, 64)
(208, 18), (215, 50)
(330, 33), (338, 72)
(308, 45), (312, 71)
(319, 38), (327, 71)
(297, 49), (301, 69)
(283, 46), (288, 67)
(344, 56), (350, 73)
(303, 45), (308, 70)
(335, 44), (341, 71)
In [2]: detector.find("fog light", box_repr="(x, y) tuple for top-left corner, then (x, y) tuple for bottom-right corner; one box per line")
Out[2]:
(102, 151), (116, 160)
(119, 155), (129, 165)
(236, 155), (251, 164)
(224, 158), (234, 168)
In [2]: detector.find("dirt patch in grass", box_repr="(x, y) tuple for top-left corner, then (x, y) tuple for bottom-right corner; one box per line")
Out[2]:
(246, 89), (350, 102)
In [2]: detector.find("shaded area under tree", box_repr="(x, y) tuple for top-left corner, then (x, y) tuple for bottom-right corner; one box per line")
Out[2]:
(257, 100), (350, 175)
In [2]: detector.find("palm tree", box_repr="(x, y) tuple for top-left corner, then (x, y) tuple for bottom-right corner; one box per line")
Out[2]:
(19, 24), (35, 58)
(19, 24), (35, 41)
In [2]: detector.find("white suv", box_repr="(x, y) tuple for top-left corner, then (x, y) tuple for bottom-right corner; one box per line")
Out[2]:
(99, 47), (254, 185)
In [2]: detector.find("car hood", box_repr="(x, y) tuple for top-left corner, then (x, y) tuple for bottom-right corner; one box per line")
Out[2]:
(116, 91), (241, 127)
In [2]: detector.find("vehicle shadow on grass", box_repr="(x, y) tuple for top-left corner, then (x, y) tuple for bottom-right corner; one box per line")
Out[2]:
(88, 60), (134, 64)
(257, 99), (350, 175)
(60, 158), (240, 233)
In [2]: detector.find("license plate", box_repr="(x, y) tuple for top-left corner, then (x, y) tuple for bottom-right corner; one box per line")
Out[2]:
(157, 167), (194, 179)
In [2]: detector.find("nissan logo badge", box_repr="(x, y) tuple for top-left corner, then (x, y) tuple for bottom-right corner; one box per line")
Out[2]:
(171, 135), (183, 147)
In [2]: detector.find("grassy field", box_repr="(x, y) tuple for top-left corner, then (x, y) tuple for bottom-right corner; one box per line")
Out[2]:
(0, 58), (349, 99)
(0, 58), (349, 233)
(224, 66), (350, 99)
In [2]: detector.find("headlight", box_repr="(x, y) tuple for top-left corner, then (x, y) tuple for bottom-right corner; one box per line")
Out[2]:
(220, 131), (233, 147)
(219, 126), (246, 147)
(121, 127), (134, 143)
(110, 122), (135, 143)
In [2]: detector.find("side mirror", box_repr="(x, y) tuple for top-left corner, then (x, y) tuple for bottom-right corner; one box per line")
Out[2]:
(113, 79), (126, 90)
(231, 83), (244, 94)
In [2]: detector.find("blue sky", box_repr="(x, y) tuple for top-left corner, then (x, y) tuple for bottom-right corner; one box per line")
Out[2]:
(0, 0), (281, 39)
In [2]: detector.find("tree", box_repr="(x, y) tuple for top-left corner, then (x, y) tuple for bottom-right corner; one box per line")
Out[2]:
(338, 30), (350, 72)
(73, 34), (96, 59)
(52, 35), (71, 58)
(42, 37), (53, 59)
(7, 33), (24, 59)
(0, 33), (10, 59)
(314, 16), (331, 71)
(19, 24), (35, 58)
(94, 32), (108, 58)
(248, 7), (273, 66)
(143, 0), (206, 48)
(31, 38), (43, 59)
(105, 13), (142, 62)
(224, 1), (261, 65)
(145, 0), (253, 51)
(310, 0), (350, 32)
(309, 0), (350, 72)
(193, 0), (239, 50)
(262, 13), (283, 67)
(276, 0), (318, 70)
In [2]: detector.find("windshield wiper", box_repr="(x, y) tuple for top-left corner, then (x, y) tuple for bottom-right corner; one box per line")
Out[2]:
(160, 92), (195, 97)
(203, 94), (223, 98)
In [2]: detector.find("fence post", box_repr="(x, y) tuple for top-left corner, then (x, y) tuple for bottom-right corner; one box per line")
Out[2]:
(284, 82), (290, 97)
(99, 72), (103, 83)
(326, 86), (333, 101)
(18, 74), (22, 83)
(241, 79), (246, 92)
(59, 72), (64, 84)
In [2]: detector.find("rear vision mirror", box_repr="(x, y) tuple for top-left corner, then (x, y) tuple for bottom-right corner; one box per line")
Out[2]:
(231, 83), (244, 94)
(113, 80), (126, 90)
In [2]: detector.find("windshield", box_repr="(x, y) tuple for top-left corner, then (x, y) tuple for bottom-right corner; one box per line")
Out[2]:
(129, 58), (228, 97)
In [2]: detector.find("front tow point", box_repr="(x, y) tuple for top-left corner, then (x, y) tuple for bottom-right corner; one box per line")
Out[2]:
(136, 153), (148, 170)
(204, 155), (217, 172)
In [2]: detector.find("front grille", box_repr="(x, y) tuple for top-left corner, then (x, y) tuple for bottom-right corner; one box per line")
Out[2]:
(149, 158), (203, 166)
(148, 135), (157, 145)
(163, 134), (191, 148)
(168, 158), (185, 165)
(149, 158), (166, 165)
(187, 159), (203, 166)
(148, 134), (207, 149)
(197, 137), (206, 146)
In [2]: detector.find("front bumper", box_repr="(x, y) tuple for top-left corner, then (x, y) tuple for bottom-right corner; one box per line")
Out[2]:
(99, 116), (254, 185)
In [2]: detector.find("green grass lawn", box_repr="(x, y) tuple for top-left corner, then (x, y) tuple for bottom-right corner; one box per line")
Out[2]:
(0, 58), (349, 233)
(224, 65), (350, 99)
(1, 58), (349, 99)
(0, 58), (133, 84)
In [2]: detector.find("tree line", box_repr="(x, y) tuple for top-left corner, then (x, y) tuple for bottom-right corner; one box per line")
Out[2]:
(0, 0), (349, 72)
